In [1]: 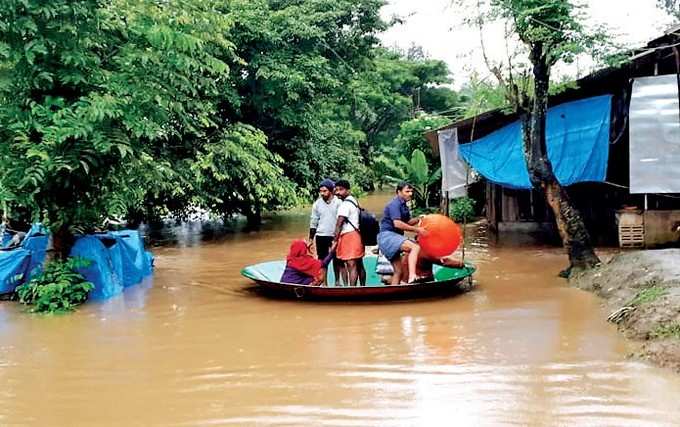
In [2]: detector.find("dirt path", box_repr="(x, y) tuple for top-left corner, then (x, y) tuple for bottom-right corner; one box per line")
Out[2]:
(571, 249), (680, 371)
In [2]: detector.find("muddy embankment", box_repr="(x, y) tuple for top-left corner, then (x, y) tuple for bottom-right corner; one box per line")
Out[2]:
(571, 249), (680, 371)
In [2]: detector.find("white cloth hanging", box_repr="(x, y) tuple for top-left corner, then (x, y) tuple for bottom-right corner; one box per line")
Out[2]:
(438, 127), (473, 198)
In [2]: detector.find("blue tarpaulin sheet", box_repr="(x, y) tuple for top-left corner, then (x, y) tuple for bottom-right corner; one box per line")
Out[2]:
(70, 236), (124, 300)
(459, 95), (612, 189)
(111, 230), (153, 285)
(0, 248), (31, 294)
(1, 232), (11, 248)
(72, 230), (154, 299)
(0, 225), (153, 298)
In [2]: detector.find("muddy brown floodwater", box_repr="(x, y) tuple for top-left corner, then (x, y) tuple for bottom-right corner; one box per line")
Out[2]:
(2, 193), (680, 426)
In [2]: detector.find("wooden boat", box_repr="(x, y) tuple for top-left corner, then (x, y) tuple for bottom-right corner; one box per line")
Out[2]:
(241, 255), (475, 300)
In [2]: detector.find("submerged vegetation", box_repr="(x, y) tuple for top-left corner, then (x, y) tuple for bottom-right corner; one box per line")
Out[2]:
(16, 258), (94, 313)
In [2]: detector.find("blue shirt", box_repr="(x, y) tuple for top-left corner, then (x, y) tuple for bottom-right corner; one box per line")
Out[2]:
(380, 196), (411, 234)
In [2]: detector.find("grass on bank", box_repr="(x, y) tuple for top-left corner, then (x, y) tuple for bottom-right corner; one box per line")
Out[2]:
(651, 322), (680, 340)
(628, 285), (668, 307)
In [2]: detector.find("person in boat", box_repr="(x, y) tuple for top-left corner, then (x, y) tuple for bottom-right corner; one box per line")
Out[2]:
(309, 178), (342, 283)
(400, 253), (464, 283)
(333, 179), (366, 286)
(377, 182), (428, 284)
(377, 249), (464, 284)
(281, 239), (336, 286)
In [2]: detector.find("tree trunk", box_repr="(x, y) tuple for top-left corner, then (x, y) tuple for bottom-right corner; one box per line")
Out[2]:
(51, 225), (74, 261)
(525, 44), (600, 276)
(245, 205), (262, 231)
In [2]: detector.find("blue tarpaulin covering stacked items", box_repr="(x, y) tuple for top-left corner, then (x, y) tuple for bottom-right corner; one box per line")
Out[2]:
(72, 231), (154, 300)
(0, 226), (153, 300)
(0, 249), (31, 294)
(458, 95), (612, 189)
(0, 224), (48, 294)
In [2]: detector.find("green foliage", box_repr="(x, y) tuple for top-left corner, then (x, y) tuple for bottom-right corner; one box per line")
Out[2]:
(0, 0), (458, 243)
(651, 322), (680, 340)
(0, 0), (234, 236)
(658, 0), (680, 21)
(16, 258), (94, 313)
(227, 0), (387, 194)
(490, 0), (597, 66)
(350, 49), (460, 177)
(377, 114), (449, 204)
(191, 124), (299, 216)
(381, 149), (441, 209)
(458, 74), (511, 118)
(628, 286), (668, 307)
(450, 197), (476, 223)
(393, 114), (451, 163)
(0, 0), (292, 246)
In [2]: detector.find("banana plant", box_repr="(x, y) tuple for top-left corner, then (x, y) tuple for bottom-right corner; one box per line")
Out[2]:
(379, 149), (441, 209)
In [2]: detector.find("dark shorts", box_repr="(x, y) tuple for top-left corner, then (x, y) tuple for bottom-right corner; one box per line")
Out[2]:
(315, 235), (334, 260)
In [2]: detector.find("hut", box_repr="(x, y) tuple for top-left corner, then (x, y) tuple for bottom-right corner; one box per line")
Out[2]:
(427, 26), (680, 247)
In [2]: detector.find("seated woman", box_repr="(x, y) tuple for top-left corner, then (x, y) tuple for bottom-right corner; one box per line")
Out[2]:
(280, 239), (335, 286)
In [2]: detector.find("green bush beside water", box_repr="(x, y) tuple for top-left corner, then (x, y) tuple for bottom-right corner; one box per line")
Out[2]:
(16, 258), (94, 314)
(450, 197), (476, 223)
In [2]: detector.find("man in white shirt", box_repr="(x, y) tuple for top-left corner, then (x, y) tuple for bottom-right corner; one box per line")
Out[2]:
(309, 179), (342, 282)
(333, 179), (366, 286)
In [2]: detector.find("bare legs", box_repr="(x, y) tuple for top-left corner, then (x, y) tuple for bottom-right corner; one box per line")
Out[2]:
(344, 259), (366, 286)
(335, 260), (347, 286)
(332, 259), (345, 286)
(358, 260), (366, 286)
(440, 254), (463, 268)
(389, 240), (420, 284)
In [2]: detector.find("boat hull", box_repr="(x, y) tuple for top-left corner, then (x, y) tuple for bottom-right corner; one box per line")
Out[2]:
(241, 256), (475, 301)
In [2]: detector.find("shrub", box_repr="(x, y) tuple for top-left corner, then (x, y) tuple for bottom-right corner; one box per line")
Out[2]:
(628, 286), (667, 306)
(16, 258), (94, 313)
(651, 322), (680, 339)
(449, 197), (476, 223)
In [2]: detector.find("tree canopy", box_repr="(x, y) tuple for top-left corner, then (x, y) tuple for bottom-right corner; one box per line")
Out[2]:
(0, 0), (459, 253)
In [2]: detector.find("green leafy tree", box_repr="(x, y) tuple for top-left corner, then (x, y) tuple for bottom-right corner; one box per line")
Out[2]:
(351, 49), (460, 177)
(190, 124), (299, 225)
(458, 73), (511, 117)
(476, 0), (605, 274)
(393, 114), (451, 164)
(0, 0), (293, 254)
(226, 0), (385, 197)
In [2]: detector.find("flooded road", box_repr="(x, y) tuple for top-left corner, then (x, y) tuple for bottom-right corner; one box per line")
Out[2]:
(2, 193), (680, 426)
